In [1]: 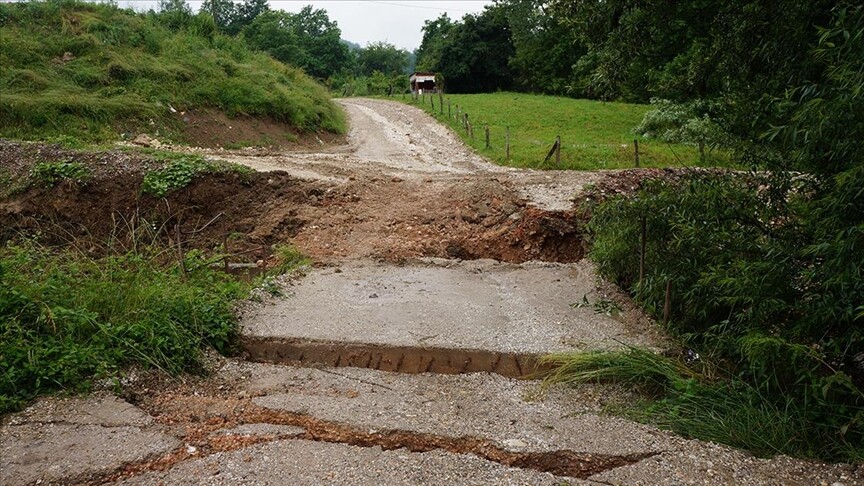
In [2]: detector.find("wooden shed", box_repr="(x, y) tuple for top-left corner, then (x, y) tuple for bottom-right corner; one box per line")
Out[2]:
(409, 72), (437, 94)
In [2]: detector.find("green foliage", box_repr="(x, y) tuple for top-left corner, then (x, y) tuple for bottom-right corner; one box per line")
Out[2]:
(334, 71), (407, 97)
(141, 156), (246, 197)
(0, 241), (247, 413)
(0, 0), (344, 143)
(416, 5), (515, 93)
(634, 99), (730, 161)
(570, 5), (864, 461)
(542, 349), (859, 459)
(409, 92), (727, 169)
(242, 6), (352, 80)
(356, 41), (410, 77)
(30, 161), (90, 186)
(271, 244), (310, 275)
(585, 168), (864, 459)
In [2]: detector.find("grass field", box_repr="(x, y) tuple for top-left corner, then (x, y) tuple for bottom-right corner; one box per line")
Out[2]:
(0, 1), (344, 144)
(406, 92), (728, 170)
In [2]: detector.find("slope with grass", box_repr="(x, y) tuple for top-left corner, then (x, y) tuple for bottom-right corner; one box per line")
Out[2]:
(0, 1), (344, 144)
(408, 92), (728, 170)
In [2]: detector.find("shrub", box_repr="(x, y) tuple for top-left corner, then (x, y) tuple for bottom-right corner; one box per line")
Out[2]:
(583, 170), (864, 460)
(0, 241), (247, 413)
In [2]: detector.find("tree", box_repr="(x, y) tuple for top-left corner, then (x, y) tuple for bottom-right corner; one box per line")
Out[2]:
(199, 0), (237, 33)
(157, 0), (193, 30)
(199, 0), (269, 35)
(242, 6), (351, 79)
(435, 4), (515, 93)
(356, 41), (409, 76)
(499, 0), (586, 95)
(287, 6), (352, 79)
(415, 14), (453, 72)
(242, 11), (302, 65)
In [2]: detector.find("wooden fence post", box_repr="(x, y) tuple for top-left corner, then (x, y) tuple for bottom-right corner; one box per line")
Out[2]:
(506, 126), (510, 159)
(439, 91), (444, 115)
(223, 234), (230, 273)
(639, 216), (646, 287)
(634, 139), (640, 168)
(543, 137), (560, 165)
(431, 94), (435, 110)
(663, 280), (672, 324)
(485, 124), (490, 149)
(555, 135), (561, 166)
(175, 223), (186, 278)
(448, 100), (451, 119)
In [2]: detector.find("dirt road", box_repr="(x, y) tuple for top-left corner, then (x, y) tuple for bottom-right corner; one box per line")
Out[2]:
(3, 99), (863, 485)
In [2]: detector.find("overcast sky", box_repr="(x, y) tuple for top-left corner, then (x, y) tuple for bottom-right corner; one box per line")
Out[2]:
(119, 1), (493, 51)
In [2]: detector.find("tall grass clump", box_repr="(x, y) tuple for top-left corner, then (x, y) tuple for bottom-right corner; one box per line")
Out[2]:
(542, 349), (844, 459)
(0, 0), (344, 143)
(0, 239), (247, 414)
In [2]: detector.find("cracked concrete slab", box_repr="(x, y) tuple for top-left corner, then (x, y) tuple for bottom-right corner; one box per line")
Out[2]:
(204, 360), (677, 458)
(118, 439), (591, 486)
(241, 259), (659, 356)
(0, 394), (180, 486)
(2, 393), (154, 427)
(587, 443), (864, 485)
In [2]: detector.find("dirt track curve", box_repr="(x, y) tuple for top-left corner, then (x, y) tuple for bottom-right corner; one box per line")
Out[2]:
(3, 98), (864, 485)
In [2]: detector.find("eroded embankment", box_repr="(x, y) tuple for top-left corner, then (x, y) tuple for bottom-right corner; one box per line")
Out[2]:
(1, 168), (586, 264)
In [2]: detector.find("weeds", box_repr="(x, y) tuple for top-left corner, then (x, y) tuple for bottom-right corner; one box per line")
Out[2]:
(30, 161), (90, 186)
(141, 155), (249, 196)
(569, 294), (622, 317)
(0, 239), (249, 413)
(542, 348), (859, 459)
(271, 243), (310, 275)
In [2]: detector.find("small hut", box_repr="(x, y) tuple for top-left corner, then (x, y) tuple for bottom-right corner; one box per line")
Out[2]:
(409, 72), (437, 94)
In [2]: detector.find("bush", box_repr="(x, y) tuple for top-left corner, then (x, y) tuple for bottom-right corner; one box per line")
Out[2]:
(583, 170), (864, 460)
(0, 241), (247, 413)
(634, 99), (729, 162)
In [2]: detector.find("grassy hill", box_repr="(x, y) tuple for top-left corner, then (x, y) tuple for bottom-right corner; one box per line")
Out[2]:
(0, 1), (344, 144)
(408, 92), (728, 170)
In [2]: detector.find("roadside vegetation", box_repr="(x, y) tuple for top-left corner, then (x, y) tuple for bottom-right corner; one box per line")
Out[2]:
(0, 233), (309, 414)
(533, 2), (864, 462)
(0, 0), (344, 144)
(408, 92), (724, 170)
(0, 146), (305, 414)
(0, 240), (244, 413)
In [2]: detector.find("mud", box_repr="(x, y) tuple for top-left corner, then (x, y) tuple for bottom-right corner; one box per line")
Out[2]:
(241, 337), (553, 378)
(0, 151), (586, 265)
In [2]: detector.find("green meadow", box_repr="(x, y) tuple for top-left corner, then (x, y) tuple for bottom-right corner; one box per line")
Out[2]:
(408, 92), (728, 170)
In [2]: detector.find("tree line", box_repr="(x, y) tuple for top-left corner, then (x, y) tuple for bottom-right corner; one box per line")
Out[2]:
(157, 0), (413, 94)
